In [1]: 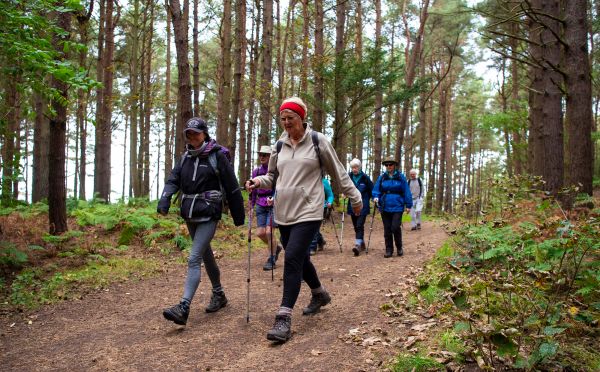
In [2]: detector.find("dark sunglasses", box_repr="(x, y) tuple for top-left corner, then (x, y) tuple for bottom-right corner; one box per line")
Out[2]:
(259, 153), (270, 157)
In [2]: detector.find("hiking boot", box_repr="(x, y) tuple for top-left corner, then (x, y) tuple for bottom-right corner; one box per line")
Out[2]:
(384, 252), (393, 258)
(352, 244), (360, 256)
(205, 291), (228, 313)
(410, 226), (418, 231)
(263, 257), (275, 271)
(417, 223), (421, 230)
(317, 239), (326, 251)
(360, 241), (366, 251)
(397, 249), (404, 257)
(163, 302), (189, 325)
(302, 291), (332, 315)
(266, 314), (292, 342)
(274, 244), (283, 262)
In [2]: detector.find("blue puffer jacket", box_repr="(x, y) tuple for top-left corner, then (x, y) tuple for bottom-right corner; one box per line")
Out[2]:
(372, 170), (413, 213)
(346, 171), (373, 216)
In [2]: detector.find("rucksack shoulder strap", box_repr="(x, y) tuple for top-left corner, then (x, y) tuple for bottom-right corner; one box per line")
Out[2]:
(311, 131), (324, 178)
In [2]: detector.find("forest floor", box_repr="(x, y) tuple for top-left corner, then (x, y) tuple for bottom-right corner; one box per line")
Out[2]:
(0, 218), (448, 371)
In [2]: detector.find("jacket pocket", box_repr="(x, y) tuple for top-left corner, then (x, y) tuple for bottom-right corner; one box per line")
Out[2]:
(275, 186), (314, 223)
(180, 196), (217, 220)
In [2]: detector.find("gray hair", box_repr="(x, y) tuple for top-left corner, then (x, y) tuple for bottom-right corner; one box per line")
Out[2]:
(349, 158), (361, 169)
(409, 169), (419, 176)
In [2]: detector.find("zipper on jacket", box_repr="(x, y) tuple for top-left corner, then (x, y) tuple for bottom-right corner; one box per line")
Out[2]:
(192, 157), (199, 181)
(189, 195), (197, 219)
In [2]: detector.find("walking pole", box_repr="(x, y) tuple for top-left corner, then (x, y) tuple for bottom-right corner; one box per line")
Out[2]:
(246, 198), (253, 323)
(269, 206), (275, 282)
(328, 210), (343, 253)
(366, 201), (378, 255)
(340, 197), (346, 248)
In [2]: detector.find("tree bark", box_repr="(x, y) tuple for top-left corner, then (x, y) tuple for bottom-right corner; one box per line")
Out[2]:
(192, 0), (200, 116)
(258, 0), (273, 147)
(217, 0), (233, 146)
(564, 0), (593, 195)
(529, 0), (563, 195)
(245, 1), (260, 177)
(32, 92), (49, 203)
(312, 0), (325, 132)
(332, 0), (347, 167)
(300, 0), (309, 93)
(231, 0), (247, 169)
(373, 0), (382, 181)
(1, 80), (19, 205)
(94, 0), (117, 202)
(168, 0), (192, 156)
(164, 2), (173, 181)
(395, 0), (430, 163)
(48, 7), (71, 234)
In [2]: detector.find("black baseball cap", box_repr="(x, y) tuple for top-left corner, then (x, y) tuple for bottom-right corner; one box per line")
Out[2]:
(184, 117), (208, 134)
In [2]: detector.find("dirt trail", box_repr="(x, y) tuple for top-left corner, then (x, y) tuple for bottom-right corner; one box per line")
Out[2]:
(1, 218), (447, 371)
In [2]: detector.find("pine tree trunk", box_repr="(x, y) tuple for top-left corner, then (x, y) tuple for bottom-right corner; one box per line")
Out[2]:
(372, 0), (382, 181)
(1, 80), (19, 205)
(564, 0), (593, 195)
(509, 20), (523, 175)
(192, 0), (200, 116)
(48, 6), (71, 234)
(142, 0), (155, 196)
(94, 0), (116, 202)
(217, 0), (233, 146)
(351, 0), (364, 161)
(164, 3), (173, 181)
(529, 0), (564, 195)
(258, 0), (273, 147)
(312, 0), (325, 132)
(444, 86), (453, 213)
(395, 0), (430, 163)
(32, 92), (49, 203)
(435, 83), (447, 212)
(246, 1), (261, 177)
(168, 0), (192, 156)
(231, 0), (247, 169)
(300, 0), (309, 93)
(333, 0), (347, 165)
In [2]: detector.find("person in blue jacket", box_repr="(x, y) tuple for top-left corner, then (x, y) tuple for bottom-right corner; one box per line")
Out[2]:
(372, 157), (412, 258)
(347, 158), (374, 256)
(309, 177), (334, 255)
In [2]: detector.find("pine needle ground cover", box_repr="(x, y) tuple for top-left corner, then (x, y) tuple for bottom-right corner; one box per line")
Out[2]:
(0, 196), (253, 311)
(386, 178), (600, 371)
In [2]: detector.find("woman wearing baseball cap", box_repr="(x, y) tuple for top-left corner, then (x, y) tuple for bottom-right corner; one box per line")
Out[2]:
(157, 117), (245, 326)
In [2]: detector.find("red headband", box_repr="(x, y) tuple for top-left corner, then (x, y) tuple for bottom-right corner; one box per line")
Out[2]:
(279, 102), (306, 120)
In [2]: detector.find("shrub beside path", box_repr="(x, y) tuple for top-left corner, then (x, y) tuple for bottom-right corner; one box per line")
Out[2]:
(1, 219), (448, 371)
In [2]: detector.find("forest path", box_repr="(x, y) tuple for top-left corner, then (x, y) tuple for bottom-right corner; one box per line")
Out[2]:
(1, 217), (447, 371)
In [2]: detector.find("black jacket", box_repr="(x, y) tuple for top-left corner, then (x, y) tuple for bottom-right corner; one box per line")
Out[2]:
(158, 144), (245, 226)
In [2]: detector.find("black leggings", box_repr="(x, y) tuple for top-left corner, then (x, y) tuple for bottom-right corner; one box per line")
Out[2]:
(380, 211), (403, 254)
(351, 214), (367, 240)
(278, 221), (322, 309)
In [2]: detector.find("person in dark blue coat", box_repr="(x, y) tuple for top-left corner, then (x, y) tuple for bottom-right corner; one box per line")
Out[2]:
(347, 159), (374, 256)
(372, 157), (412, 258)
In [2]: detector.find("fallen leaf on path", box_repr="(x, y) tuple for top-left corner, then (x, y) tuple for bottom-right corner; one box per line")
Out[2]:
(310, 349), (322, 356)
(349, 328), (360, 336)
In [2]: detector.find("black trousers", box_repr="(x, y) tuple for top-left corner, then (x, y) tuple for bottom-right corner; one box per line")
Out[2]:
(279, 221), (322, 309)
(380, 211), (403, 254)
(351, 214), (367, 240)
